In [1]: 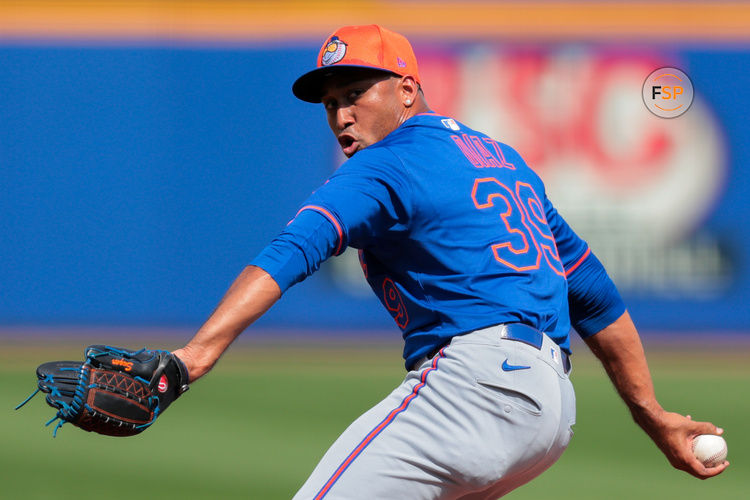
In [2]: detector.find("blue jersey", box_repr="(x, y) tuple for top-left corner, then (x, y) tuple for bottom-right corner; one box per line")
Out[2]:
(253, 113), (624, 368)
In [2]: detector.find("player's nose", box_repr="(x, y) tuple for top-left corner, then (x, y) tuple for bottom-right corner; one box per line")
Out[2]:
(335, 105), (355, 131)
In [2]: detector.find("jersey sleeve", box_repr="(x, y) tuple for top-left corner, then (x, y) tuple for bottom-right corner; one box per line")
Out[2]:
(545, 197), (626, 338)
(304, 146), (413, 249)
(250, 146), (412, 293)
(250, 209), (340, 293)
(566, 251), (626, 338)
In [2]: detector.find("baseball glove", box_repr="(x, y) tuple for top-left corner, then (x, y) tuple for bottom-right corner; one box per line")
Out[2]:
(16, 345), (189, 437)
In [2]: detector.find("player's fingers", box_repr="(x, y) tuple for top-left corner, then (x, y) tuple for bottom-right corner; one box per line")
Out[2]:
(689, 420), (722, 436)
(674, 452), (717, 479)
(675, 413), (720, 436)
(694, 460), (729, 479)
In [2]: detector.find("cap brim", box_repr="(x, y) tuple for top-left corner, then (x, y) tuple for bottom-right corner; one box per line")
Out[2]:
(292, 64), (399, 103)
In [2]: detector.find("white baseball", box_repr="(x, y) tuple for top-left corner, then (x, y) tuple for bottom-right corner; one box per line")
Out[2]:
(692, 435), (727, 467)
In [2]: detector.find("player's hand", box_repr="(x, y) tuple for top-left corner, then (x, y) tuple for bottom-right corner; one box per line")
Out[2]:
(643, 410), (729, 479)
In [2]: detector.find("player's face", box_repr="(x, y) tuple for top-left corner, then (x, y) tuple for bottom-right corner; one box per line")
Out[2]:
(320, 70), (405, 158)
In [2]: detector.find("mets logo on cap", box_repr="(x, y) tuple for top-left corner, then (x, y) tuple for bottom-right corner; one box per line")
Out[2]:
(321, 36), (347, 66)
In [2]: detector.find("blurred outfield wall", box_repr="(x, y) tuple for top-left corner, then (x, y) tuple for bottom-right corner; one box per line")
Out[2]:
(1, 1), (749, 334)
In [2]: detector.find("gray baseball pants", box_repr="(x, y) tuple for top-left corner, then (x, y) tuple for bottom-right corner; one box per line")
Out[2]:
(292, 323), (576, 500)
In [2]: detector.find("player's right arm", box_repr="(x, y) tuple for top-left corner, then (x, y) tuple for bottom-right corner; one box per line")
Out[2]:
(545, 198), (727, 478)
(583, 311), (728, 479)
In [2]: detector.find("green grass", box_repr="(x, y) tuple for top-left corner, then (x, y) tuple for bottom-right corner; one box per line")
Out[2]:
(2, 338), (748, 499)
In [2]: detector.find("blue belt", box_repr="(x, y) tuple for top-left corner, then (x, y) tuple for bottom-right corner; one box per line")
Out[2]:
(412, 323), (571, 373)
(502, 323), (571, 374)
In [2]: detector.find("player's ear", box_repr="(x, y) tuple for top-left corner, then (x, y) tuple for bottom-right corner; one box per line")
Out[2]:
(400, 75), (419, 107)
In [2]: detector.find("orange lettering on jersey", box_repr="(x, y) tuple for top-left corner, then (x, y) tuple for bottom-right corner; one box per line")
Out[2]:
(516, 182), (565, 276)
(451, 134), (486, 167)
(382, 278), (409, 329)
(452, 134), (515, 170)
(358, 249), (369, 279)
(483, 138), (516, 170)
(472, 177), (565, 277)
(472, 177), (540, 271)
(470, 136), (503, 168)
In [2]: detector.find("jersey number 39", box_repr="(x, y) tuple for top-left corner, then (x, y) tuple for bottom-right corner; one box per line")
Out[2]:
(471, 178), (564, 276)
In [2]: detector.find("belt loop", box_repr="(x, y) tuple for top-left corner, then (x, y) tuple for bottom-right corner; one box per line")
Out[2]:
(563, 353), (572, 374)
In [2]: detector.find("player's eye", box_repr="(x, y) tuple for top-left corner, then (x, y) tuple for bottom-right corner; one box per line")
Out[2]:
(347, 89), (363, 101)
(323, 99), (337, 111)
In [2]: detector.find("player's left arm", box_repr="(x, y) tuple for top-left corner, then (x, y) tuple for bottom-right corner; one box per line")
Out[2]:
(176, 149), (412, 382)
(583, 311), (728, 479)
(173, 265), (282, 382)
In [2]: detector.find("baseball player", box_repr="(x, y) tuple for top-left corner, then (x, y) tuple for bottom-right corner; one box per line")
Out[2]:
(172, 25), (728, 498)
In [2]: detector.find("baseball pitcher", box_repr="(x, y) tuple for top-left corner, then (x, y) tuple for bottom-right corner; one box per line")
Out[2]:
(21, 25), (728, 499)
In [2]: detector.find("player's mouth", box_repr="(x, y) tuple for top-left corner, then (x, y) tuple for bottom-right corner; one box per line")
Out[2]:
(338, 134), (358, 157)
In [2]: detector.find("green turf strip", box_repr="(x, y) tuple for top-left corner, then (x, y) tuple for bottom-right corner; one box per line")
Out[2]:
(2, 341), (747, 499)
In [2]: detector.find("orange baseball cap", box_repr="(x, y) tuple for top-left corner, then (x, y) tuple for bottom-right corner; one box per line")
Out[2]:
(292, 25), (421, 103)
